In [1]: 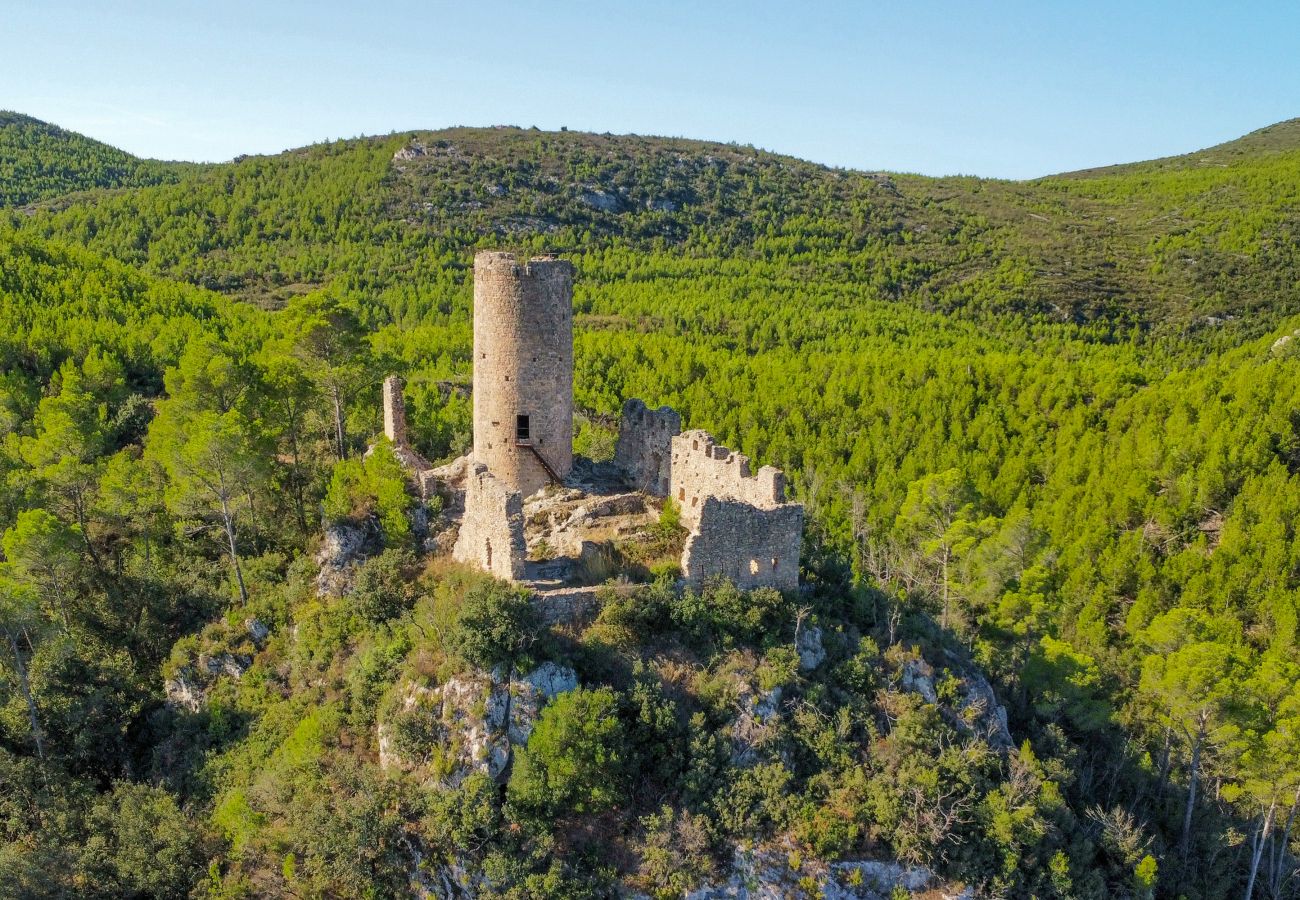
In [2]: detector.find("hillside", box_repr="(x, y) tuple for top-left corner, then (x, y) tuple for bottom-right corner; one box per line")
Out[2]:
(0, 118), (1299, 898)
(7, 121), (1298, 332)
(0, 111), (197, 207)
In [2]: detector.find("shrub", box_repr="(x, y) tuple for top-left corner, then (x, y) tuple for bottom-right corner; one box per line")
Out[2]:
(507, 686), (626, 820)
(447, 580), (538, 672)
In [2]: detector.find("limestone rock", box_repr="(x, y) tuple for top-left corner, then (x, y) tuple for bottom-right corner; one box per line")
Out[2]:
(245, 617), (269, 645)
(164, 652), (251, 712)
(732, 678), (784, 767)
(315, 523), (369, 597)
(901, 658), (938, 704)
(685, 844), (941, 899)
(796, 626), (825, 670)
(579, 189), (622, 212)
(378, 663), (578, 784)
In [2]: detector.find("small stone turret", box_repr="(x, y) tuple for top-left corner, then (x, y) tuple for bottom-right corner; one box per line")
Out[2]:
(472, 251), (574, 499)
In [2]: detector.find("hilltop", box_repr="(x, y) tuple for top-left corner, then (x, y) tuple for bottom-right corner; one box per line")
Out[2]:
(4, 115), (1298, 332)
(0, 111), (198, 206)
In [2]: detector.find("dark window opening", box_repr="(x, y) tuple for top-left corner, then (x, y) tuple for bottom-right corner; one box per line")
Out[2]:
(516, 414), (531, 442)
(771, 558), (779, 571)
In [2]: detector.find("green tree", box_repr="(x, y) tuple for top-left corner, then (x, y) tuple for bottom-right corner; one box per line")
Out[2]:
(447, 580), (538, 672)
(508, 686), (626, 819)
(1139, 610), (1253, 864)
(2, 510), (83, 632)
(79, 781), (206, 897)
(147, 407), (269, 603)
(280, 292), (371, 461)
(895, 469), (995, 631)
(0, 572), (47, 759)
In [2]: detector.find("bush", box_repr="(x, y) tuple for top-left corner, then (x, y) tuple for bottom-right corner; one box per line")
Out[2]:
(448, 580), (538, 672)
(507, 686), (626, 821)
(323, 441), (412, 544)
(79, 781), (207, 898)
(350, 548), (417, 623)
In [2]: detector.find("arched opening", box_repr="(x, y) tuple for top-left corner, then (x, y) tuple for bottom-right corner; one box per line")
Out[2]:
(771, 557), (779, 571)
(749, 559), (759, 575)
(485, 539), (493, 570)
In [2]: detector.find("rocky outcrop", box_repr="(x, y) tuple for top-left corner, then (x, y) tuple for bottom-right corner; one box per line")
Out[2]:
(796, 626), (825, 670)
(315, 523), (371, 597)
(579, 189), (622, 212)
(684, 844), (964, 899)
(164, 652), (252, 712)
(523, 488), (655, 558)
(378, 662), (579, 785)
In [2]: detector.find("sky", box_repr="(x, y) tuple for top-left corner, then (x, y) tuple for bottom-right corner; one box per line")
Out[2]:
(4, 0), (1299, 179)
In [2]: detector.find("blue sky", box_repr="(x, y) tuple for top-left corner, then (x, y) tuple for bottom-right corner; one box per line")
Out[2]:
(5, 0), (1298, 178)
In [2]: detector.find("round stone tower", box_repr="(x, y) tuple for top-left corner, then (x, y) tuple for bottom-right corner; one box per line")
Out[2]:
(472, 251), (574, 498)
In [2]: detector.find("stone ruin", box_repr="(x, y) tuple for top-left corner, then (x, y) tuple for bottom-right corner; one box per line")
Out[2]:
(372, 250), (803, 596)
(671, 430), (803, 593)
(452, 464), (526, 580)
(613, 398), (680, 496)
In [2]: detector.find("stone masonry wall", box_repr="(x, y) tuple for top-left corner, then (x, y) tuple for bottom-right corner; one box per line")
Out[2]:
(472, 251), (574, 499)
(614, 399), (681, 496)
(670, 429), (802, 592)
(681, 498), (803, 593)
(670, 430), (788, 531)
(453, 464), (526, 580)
(383, 375), (407, 445)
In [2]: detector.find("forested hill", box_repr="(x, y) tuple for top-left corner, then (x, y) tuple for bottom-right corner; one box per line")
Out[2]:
(0, 112), (198, 207)
(6, 117), (1300, 332)
(3, 115), (1300, 898)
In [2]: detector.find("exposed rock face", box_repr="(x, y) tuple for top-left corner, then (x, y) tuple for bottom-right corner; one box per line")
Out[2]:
(614, 398), (680, 496)
(901, 658), (938, 704)
(796, 626), (825, 670)
(944, 652), (1014, 751)
(244, 617), (269, 645)
(523, 487), (655, 558)
(315, 523), (370, 597)
(732, 680), (783, 767)
(164, 652), (252, 712)
(684, 844), (949, 899)
(378, 663), (578, 785)
(579, 189), (622, 212)
(897, 653), (1015, 752)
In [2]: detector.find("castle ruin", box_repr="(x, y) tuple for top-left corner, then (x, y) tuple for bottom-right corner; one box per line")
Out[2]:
(670, 430), (803, 593)
(379, 250), (803, 595)
(471, 252), (574, 499)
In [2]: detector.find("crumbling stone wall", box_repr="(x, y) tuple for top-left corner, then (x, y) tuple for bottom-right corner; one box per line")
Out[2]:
(383, 375), (408, 444)
(670, 429), (802, 592)
(614, 399), (680, 496)
(670, 430), (789, 531)
(453, 464), (526, 580)
(681, 499), (802, 593)
(376, 374), (434, 484)
(472, 251), (574, 499)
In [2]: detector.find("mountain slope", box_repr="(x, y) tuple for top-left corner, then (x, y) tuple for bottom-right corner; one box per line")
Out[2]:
(0, 111), (198, 206)
(7, 119), (1298, 333)
(3, 116), (1300, 898)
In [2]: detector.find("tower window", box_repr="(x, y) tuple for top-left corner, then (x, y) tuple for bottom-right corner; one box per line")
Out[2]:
(516, 414), (531, 441)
